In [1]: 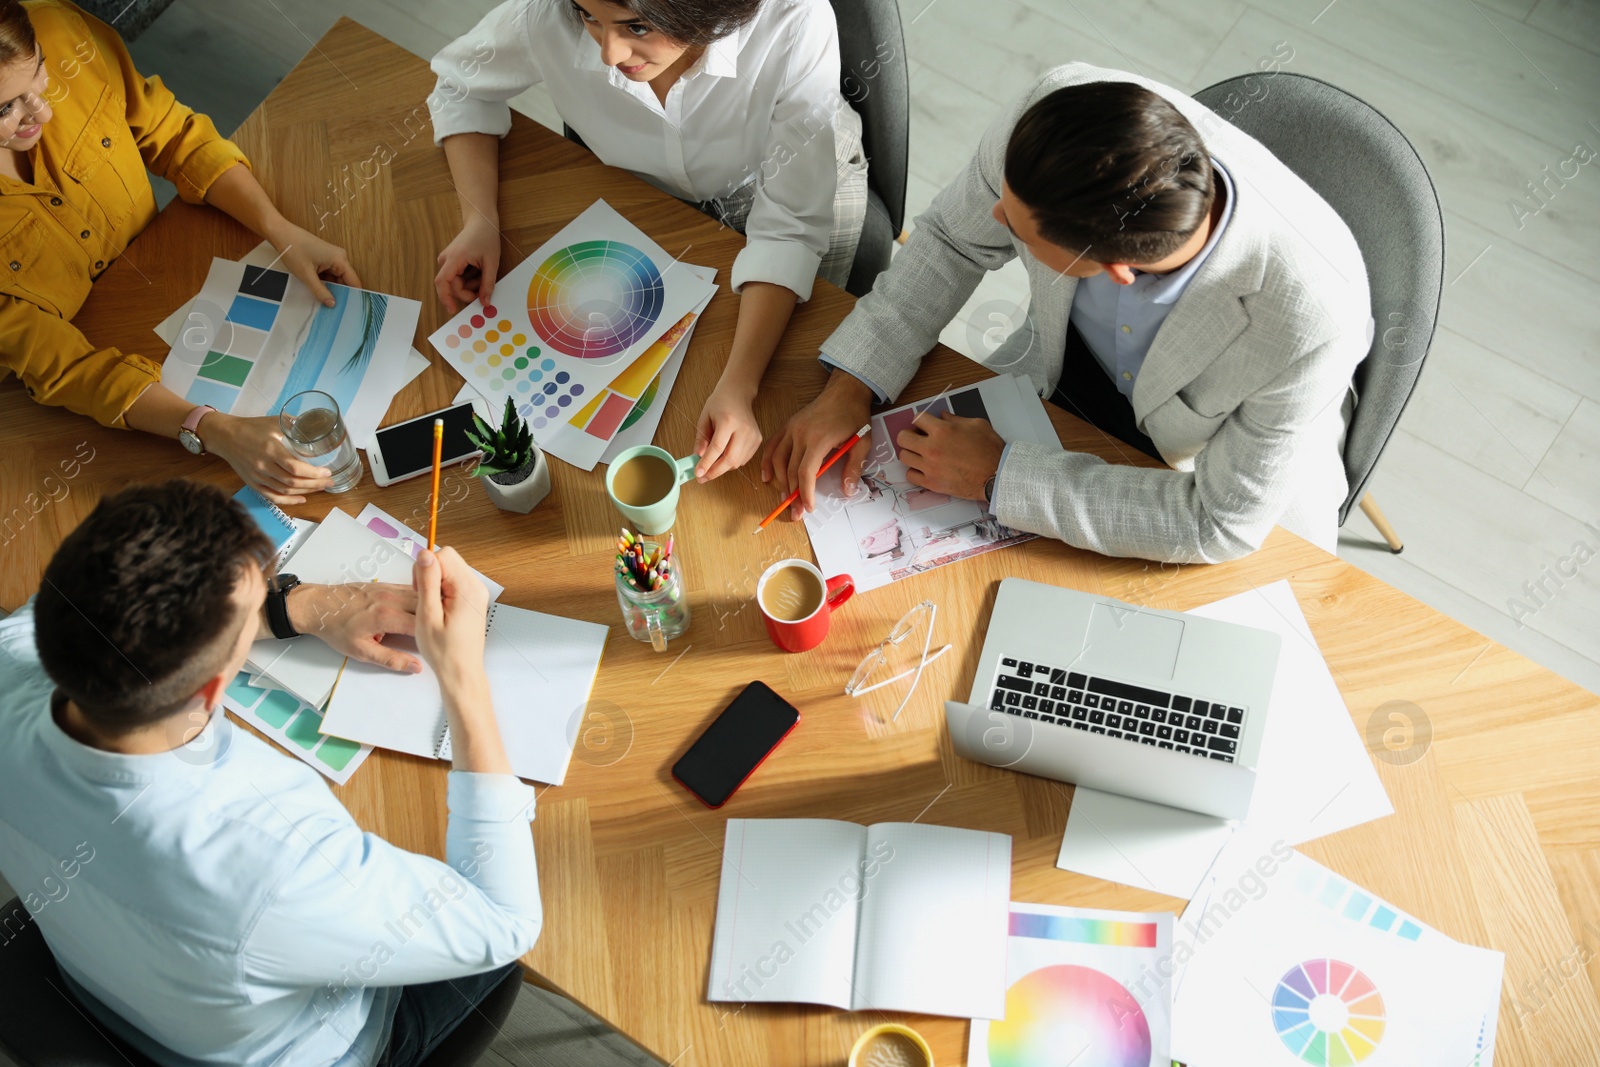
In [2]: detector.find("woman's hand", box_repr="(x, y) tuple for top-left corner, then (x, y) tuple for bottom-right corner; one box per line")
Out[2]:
(268, 224), (361, 307)
(204, 412), (332, 505)
(435, 217), (501, 315)
(693, 383), (763, 482)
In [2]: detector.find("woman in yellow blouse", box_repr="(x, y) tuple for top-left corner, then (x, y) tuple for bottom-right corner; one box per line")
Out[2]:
(0, 0), (358, 504)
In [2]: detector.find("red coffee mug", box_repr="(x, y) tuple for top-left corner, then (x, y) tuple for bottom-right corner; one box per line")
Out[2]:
(757, 558), (854, 653)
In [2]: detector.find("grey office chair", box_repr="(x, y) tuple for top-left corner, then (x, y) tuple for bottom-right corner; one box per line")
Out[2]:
(73, 0), (175, 40)
(0, 896), (521, 1067)
(1193, 73), (1444, 553)
(563, 0), (908, 298)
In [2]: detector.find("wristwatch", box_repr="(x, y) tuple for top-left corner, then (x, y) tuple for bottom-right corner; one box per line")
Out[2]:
(178, 404), (217, 455)
(983, 472), (998, 507)
(265, 573), (302, 640)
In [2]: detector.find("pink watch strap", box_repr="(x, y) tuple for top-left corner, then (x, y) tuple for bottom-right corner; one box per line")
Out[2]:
(182, 405), (216, 433)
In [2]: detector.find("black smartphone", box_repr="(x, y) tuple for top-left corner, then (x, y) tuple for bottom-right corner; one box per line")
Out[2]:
(672, 681), (801, 808)
(369, 402), (483, 487)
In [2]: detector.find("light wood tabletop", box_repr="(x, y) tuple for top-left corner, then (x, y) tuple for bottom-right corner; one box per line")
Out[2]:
(4, 18), (1598, 1067)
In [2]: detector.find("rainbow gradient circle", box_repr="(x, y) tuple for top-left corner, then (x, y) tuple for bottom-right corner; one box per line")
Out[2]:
(527, 240), (664, 359)
(1272, 959), (1385, 1065)
(987, 965), (1150, 1067)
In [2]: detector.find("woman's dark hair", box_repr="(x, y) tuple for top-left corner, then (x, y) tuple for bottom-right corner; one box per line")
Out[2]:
(566, 0), (763, 48)
(1004, 82), (1215, 264)
(0, 0), (36, 67)
(34, 481), (273, 734)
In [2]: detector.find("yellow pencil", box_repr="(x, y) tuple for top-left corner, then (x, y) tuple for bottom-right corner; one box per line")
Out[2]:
(427, 418), (443, 550)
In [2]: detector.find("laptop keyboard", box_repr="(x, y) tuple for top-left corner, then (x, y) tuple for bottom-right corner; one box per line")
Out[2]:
(988, 657), (1247, 763)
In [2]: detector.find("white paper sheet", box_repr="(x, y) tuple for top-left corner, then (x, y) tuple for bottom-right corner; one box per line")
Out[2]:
(1172, 832), (1503, 1066)
(159, 256), (422, 449)
(1057, 580), (1393, 898)
(351, 503), (503, 603)
(802, 374), (1058, 593)
(968, 903), (1174, 1067)
(427, 201), (715, 444)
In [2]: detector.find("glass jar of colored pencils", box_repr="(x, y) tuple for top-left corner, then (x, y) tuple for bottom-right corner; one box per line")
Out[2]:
(614, 535), (689, 652)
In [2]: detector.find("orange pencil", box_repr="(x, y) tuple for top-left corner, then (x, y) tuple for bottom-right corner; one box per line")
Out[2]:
(754, 423), (870, 534)
(426, 418), (443, 550)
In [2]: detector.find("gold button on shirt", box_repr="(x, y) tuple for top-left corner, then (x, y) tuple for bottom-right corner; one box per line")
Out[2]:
(0, 0), (250, 427)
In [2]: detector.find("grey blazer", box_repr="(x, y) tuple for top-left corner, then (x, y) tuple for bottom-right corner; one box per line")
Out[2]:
(820, 63), (1371, 563)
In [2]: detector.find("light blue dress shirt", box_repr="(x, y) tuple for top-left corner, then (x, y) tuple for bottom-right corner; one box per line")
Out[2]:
(1068, 157), (1236, 398)
(0, 605), (543, 1067)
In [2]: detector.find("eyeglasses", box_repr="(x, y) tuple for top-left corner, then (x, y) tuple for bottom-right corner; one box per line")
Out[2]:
(845, 600), (951, 722)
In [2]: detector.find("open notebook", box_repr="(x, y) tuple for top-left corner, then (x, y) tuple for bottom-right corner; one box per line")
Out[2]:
(707, 819), (1012, 1019)
(320, 603), (608, 786)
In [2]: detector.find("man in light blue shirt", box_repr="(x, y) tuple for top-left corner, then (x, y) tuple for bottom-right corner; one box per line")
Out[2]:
(0, 481), (541, 1066)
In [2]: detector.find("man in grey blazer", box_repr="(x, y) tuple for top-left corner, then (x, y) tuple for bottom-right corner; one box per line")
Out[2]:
(760, 63), (1371, 563)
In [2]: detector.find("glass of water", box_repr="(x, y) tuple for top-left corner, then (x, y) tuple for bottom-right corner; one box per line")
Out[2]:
(278, 390), (363, 493)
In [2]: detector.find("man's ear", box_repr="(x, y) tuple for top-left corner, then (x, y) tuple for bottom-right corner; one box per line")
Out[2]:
(197, 671), (230, 713)
(1105, 263), (1138, 285)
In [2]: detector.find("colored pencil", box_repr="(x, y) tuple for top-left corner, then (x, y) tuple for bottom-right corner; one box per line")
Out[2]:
(426, 418), (443, 550)
(753, 423), (871, 534)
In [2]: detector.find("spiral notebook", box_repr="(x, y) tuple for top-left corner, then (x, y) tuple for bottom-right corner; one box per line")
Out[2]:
(232, 486), (314, 569)
(319, 602), (608, 786)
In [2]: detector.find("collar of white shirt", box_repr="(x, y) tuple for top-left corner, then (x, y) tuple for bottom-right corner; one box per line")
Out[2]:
(573, 24), (743, 86)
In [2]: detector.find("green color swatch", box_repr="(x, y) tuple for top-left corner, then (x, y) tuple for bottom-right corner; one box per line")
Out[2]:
(315, 735), (361, 771)
(284, 708), (324, 750)
(225, 672), (267, 710)
(199, 351), (252, 386)
(256, 690), (300, 729)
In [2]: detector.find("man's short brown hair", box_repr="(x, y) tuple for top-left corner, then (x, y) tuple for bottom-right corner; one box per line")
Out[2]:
(34, 482), (273, 733)
(1004, 81), (1216, 264)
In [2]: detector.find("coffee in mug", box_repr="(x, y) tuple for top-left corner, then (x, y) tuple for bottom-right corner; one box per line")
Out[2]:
(611, 453), (676, 507)
(848, 1023), (933, 1067)
(759, 564), (824, 622)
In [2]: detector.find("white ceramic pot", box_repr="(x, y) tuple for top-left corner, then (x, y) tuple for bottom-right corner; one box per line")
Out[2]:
(480, 449), (551, 514)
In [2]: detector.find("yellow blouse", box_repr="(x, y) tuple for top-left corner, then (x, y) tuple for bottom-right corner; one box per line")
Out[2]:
(0, 0), (249, 427)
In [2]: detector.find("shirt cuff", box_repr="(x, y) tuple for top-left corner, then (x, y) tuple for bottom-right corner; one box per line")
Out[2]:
(731, 239), (822, 303)
(818, 354), (889, 404)
(987, 443), (1015, 518)
(172, 140), (250, 205)
(447, 770), (537, 822)
(106, 354), (164, 429)
(427, 92), (515, 146)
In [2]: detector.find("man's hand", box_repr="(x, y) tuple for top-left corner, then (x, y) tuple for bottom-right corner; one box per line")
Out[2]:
(286, 582), (420, 673)
(761, 370), (875, 520)
(896, 411), (1006, 502)
(412, 547), (490, 696)
(269, 224), (362, 308)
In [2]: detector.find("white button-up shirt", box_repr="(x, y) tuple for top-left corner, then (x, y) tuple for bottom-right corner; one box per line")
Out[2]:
(0, 605), (543, 1067)
(1069, 158), (1237, 397)
(428, 0), (850, 302)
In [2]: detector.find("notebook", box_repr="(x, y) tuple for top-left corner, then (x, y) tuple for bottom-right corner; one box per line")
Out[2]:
(706, 819), (1012, 1019)
(233, 486), (315, 569)
(319, 603), (609, 786)
(245, 508), (415, 707)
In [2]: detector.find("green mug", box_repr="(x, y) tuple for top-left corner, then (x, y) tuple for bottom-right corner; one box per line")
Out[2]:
(605, 445), (699, 535)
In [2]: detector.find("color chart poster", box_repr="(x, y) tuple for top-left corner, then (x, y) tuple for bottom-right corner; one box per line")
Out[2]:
(160, 257), (420, 446)
(428, 200), (714, 437)
(969, 903), (1173, 1067)
(1172, 836), (1503, 1067)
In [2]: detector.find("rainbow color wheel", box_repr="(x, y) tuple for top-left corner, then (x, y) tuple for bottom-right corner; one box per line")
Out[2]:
(987, 965), (1151, 1067)
(1272, 959), (1386, 1065)
(527, 240), (664, 359)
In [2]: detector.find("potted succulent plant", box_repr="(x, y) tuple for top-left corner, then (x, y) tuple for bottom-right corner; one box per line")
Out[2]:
(466, 397), (551, 514)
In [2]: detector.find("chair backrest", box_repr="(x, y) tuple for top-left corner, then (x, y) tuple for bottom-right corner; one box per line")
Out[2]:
(1192, 74), (1444, 523)
(826, 0), (910, 235)
(0, 898), (161, 1066)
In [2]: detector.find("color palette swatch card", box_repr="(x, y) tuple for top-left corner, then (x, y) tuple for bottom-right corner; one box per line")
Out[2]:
(969, 903), (1174, 1067)
(707, 820), (1012, 1018)
(428, 200), (714, 442)
(221, 670), (372, 785)
(161, 256), (422, 448)
(352, 503), (504, 604)
(1171, 832), (1503, 1067)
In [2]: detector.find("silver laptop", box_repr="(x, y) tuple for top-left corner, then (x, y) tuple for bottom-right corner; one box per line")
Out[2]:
(946, 577), (1281, 820)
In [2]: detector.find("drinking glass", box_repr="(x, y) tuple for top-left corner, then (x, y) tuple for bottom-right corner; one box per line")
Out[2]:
(278, 390), (363, 493)
(615, 542), (690, 652)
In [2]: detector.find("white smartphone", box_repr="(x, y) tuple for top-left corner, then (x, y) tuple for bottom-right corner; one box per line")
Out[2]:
(368, 402), (485, 487)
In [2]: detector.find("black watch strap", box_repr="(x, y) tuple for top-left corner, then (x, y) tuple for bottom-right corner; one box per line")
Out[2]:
(266, 573), (302, 640)
(984, 473), (998, 507)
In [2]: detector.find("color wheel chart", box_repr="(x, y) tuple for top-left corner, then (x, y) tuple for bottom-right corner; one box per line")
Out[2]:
(529, 239), (664, 358)
(1271, 959), (1385, 1065)
(984, 912), (1161, 1067)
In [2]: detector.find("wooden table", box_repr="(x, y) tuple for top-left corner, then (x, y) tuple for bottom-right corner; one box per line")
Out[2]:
(5, 19), (1598, 1067)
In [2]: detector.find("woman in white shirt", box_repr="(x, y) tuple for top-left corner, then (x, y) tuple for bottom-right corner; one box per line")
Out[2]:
(428, 0), (867, 483)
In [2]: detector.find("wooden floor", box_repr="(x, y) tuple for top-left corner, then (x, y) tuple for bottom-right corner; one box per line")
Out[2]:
(125, 0), (1600, 698)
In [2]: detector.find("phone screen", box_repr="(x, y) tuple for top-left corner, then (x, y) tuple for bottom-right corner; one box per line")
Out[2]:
(672, 681), (800, 808)
(374, 404), (481, 479)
